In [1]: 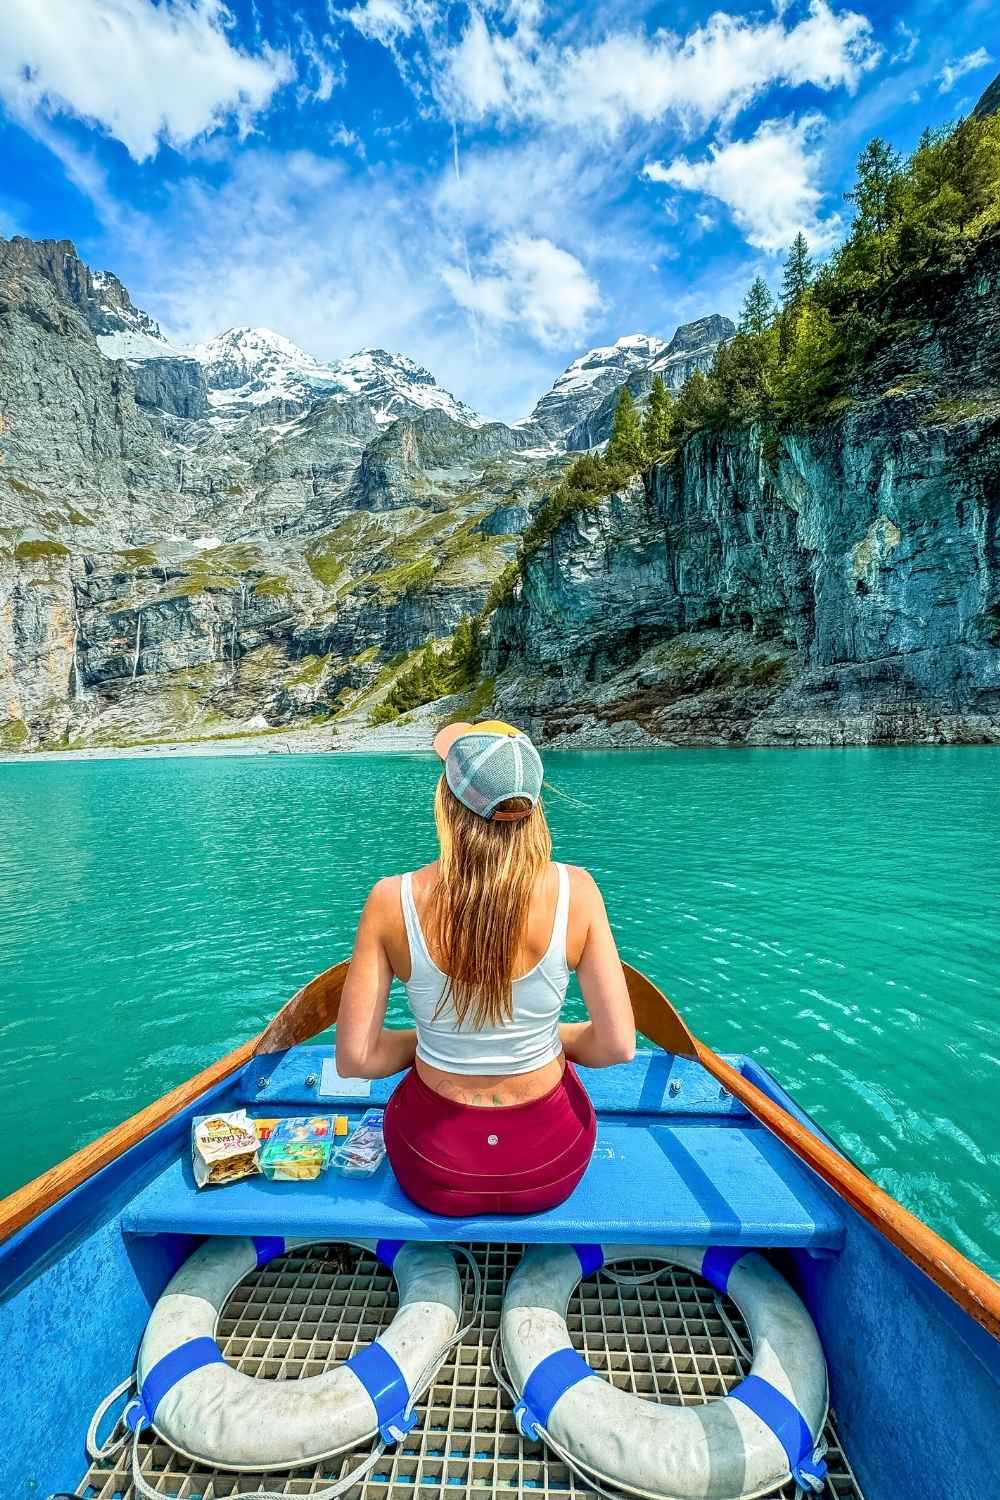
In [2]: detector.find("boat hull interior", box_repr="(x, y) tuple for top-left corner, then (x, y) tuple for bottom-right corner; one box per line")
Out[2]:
(3, 1047), (998, 1500)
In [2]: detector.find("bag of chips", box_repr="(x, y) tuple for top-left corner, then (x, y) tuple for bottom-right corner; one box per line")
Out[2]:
(192, 1109), (260, 1188)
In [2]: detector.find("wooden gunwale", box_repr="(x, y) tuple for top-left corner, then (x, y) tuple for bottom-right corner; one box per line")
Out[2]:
(625, 961), (1000, 1344)
(2, 958), (998, 1347)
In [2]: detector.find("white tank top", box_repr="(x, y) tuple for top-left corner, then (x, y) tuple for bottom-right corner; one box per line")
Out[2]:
(400, 863), (570, 1076)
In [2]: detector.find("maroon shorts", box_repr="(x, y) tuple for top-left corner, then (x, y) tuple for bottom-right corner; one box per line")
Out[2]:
(383, 1063), (596, 1217)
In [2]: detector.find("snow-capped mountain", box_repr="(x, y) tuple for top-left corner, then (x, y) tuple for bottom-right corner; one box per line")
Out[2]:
(190, 326), (336, 411)
(325, 347), (485, 428)
(189, 326), (486, 428)
(81, 268), (184, 362)
(524, 333), (670, 439)
(563, 314), (736, 450)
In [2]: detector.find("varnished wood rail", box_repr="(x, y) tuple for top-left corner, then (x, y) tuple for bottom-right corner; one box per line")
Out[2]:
(0, 1037), (259, 1245)
(0, 964), (350, 1247)
(624, 962), (1000, 1344)
(3, 955), (999, 1348)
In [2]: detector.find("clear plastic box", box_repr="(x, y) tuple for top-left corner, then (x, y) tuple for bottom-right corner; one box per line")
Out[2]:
(330, 1108), (387, 1177)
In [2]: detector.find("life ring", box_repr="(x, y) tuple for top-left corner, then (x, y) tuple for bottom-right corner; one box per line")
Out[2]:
(128, 1237), (462, 1470)
(501, 1243), (828, 1500)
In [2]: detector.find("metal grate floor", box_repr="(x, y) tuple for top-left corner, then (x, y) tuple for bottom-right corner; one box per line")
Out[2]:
(79, 1243), (866, 1500)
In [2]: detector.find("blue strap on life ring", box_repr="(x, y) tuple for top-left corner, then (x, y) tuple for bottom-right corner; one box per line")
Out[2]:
(514, 1348), (596, 1439)
(700, 1246), (751, 1294)
(345, 1340), (417, 1444)
(573, 1244), (604, 1278)
(127, 1337), (225, 1430)
(729, 1374), (827, 1491)
(252, 1236), (286, 1268)
(375, 1238), (404, 1268)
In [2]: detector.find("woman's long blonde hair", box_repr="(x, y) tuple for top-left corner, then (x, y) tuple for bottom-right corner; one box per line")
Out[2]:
(428, 775), (552, 1029)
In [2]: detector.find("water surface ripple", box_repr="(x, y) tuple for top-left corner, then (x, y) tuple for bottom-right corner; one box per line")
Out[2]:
(1, 748), (997, 1274)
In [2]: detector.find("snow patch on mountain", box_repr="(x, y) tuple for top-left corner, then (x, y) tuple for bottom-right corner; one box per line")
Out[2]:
(547, 333), (667, 396)
(96, 328), (187, 362)
(522, 332), (669, 438)
(190, 327), (486, 428)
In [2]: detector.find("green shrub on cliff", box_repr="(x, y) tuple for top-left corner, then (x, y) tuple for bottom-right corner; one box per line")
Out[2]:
(14, 538), (70, 564)
(371, 617), (483, 722)
(520, 449), (635, 557)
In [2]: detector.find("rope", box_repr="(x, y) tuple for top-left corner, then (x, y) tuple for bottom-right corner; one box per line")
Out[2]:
(714, 1295), (753, 1364)
(489, 1330), (631, 1500)
(126, 1426), (386, 1500)
(598, 1262), (674, 1287)
(85, 1375), (137, 1462)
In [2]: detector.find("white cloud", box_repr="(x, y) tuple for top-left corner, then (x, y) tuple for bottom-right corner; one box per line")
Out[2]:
(0, 0), (293, 161)
(937, 47), (993, 95)
(442, 233), (600, 344)
(85, 148), (565, 420)
(330, 123), (365, 157)
(891, 21), (918, 66)
(435, 0), (879, 134)
(341, 0), (415, 45)
(646, 114), (840, 255)
(296, 27), (344, 103)
(433, 131), (631, 250)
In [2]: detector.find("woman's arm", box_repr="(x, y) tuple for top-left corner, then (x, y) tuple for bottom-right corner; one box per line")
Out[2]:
(335, 878), (418, 1080)
(560, 869), (636, 1068)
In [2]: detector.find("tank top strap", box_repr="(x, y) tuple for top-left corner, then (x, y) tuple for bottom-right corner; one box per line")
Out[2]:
(548, 862), (571, 970)
(400, 871), (434, 977)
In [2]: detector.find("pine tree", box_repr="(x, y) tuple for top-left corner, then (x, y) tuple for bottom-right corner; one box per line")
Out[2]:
(642, 374), (675, 456)
(444, 616), (480, 686)
(674, 369), (713, 433)
(606, 385), (645, 467)
(781, 232), (814, 307)
(739, 276), (775, 336)
(845, 138), (903, 283)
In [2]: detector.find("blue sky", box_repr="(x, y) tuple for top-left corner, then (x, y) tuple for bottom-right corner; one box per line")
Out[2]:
(1, 0), (996, 420)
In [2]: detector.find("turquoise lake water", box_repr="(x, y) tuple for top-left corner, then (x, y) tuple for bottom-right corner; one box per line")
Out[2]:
(1, 748), (998, 1274)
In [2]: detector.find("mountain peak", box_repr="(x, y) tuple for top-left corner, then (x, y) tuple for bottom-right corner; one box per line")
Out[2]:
(187, 327), (484, 426)
(524, 330), (668, 438)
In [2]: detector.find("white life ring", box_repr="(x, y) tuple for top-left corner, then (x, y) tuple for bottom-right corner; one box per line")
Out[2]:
(129, 1237), (462, 1471)
(501, 1244), (828, 1500)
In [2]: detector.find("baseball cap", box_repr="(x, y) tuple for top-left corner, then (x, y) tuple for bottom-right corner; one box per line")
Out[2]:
(432, 719), (543, 822)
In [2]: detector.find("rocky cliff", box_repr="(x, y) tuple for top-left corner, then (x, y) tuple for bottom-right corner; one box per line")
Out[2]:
(0, 234), (726, 751)
(487, 237), (1000, 746)
(9, 218), (993, 756)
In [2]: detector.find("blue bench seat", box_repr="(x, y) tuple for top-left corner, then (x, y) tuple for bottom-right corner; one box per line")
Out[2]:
(122, 1113), (844, 1250)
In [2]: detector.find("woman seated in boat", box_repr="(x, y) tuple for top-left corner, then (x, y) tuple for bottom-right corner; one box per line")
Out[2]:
(336, 719), (635, 1216)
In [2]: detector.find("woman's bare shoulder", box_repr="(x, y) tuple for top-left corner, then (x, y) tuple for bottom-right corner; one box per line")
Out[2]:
(565, 865), (607, 912)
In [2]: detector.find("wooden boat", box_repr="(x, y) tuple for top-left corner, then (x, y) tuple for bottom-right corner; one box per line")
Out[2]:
(2, 961), (998, 1500)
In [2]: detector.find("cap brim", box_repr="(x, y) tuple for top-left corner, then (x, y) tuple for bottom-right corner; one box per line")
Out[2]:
(432, 721), (473, 761)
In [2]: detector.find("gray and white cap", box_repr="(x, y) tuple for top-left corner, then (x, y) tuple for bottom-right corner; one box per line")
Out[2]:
(432, 719), (543, 821)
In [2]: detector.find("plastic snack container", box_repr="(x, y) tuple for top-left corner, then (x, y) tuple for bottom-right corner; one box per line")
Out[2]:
(331, 1109), (387, 1177)
(260, 1116), (335, 1181)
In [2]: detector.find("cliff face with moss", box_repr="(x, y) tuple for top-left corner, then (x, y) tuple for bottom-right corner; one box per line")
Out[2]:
(0, 233), (734, 751)
(4, 183), (999, 753)
(487, 234), (1000, 746)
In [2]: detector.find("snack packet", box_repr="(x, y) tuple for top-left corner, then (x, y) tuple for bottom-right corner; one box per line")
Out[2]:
(260, 1116), (335, 1182)
(331, 1109), (387, 1177)
(192, 1110), (260, 1188)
